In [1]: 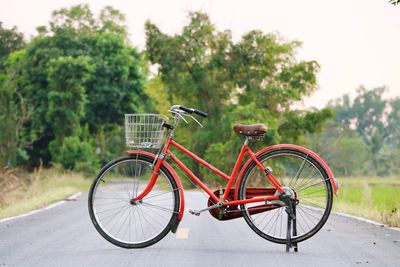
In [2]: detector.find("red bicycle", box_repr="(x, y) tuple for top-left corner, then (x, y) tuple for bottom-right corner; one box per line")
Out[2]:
(88, 105), (338, 252)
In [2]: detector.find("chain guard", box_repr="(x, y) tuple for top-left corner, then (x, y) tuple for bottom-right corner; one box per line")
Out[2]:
(208, 188), (279, 221)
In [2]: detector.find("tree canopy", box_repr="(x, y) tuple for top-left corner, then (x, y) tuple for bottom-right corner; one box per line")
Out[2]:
(0, 22), (25, 72)
(0, 4), (151, 170)
(146, 12), (332, 179)
(307, 86), (400, 176)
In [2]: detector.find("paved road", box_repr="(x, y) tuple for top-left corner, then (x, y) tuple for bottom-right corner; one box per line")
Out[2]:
(1, 192), (399, 267)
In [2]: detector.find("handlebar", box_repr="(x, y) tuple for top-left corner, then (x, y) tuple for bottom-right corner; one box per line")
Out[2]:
(178, 106), (208, 118)
(164, 105), (208, 130)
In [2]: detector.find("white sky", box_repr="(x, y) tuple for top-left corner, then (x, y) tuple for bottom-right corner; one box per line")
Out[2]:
(1, 0), (399, 108)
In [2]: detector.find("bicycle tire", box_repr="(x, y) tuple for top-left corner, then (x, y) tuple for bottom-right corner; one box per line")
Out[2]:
(238, 148), (333, 244)
(88, 154), (180, 248)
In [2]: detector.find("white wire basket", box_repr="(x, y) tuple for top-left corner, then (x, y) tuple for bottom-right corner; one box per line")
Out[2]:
(125, 114), (166, 149)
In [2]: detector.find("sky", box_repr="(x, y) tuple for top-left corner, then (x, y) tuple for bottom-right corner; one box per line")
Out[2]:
(1, 0), (399, 108)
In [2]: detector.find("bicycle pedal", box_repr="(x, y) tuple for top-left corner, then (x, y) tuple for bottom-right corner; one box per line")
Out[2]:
(189, 209), (200, 216)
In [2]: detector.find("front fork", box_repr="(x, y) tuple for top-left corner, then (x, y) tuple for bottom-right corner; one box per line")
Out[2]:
(131, 153), (165, 202)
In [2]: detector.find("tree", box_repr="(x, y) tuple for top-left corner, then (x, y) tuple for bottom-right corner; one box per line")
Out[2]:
(306, 120), (369, 177)
(146, 12), (331, 180)
(3, 5), (151, 168)
(0, 76), (29, 167)
(46, 56), (94, 140)
(231, 31), (319, 110)
(278, 108), (334, 143)
(0, 24), (26, 167)
(322, 86), (400, 176)
(352, 87), (387, 143)
(0, 22), (25, 72)
(146, 12), (232, 118)
(331, 87), (389, 172)
(387, 97), (400, 146)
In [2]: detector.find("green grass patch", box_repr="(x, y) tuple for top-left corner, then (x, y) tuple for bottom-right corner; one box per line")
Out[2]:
(334, 177), (400, 227)
(0, 168), (91, 219)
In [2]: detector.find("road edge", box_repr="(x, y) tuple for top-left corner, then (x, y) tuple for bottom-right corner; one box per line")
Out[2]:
(0, 192), (82, 224)
(332, 211), (400, 232)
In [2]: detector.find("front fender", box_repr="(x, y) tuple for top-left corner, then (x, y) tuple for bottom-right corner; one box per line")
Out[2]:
(127, 150), (185, 221)
(233, 144), (339, 200)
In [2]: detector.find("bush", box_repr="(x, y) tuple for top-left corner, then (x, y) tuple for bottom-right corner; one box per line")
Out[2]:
(51, 136), (99, 175)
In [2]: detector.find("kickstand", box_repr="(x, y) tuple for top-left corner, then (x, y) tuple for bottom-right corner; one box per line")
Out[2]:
(285, 204), (298, 253)
(292, 205), (298, 252)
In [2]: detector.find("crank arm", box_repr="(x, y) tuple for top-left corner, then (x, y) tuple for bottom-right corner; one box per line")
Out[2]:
(189, 202), (223, 216)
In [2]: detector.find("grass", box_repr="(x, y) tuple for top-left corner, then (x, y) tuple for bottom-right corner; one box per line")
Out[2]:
(334, 177), (400, 227)
(0, 168), (91, 219)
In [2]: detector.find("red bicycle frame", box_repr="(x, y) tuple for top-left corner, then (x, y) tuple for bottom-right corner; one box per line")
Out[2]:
(133, 137), (283, 206)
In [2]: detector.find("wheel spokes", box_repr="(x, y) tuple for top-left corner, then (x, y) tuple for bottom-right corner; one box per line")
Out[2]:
(91, 159), (176, 245)
(243, 152), (331, 241)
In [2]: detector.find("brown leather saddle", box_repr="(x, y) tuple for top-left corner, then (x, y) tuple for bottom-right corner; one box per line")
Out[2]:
(233, 124), (268, 137)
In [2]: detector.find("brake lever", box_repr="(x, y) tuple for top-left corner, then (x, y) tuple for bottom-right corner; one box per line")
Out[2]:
(168, 108), (187, 123)
(175, 112), (188, 124)
(183, 114), (203, 127)
(168, 107), (203, 127)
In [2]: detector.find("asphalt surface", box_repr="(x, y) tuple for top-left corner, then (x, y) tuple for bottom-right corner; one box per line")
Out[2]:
(1, 192), (399, 267)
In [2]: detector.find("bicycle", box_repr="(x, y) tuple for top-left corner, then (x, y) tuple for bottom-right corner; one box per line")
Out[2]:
(88, 105), (338, 252)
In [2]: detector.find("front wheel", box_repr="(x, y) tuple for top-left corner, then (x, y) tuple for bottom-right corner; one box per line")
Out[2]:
(238, 149), (333, 244)
(88, 155), (180, 248)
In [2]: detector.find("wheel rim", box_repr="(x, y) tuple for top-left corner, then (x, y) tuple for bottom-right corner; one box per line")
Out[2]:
(242, 151), (332, 242)
(91, 159), (177, 245)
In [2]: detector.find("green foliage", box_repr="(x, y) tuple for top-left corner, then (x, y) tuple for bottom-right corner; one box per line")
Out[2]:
(146, 11), (330, 181)
(387, 98), (400, 146)
(146, 12), (232, 118)
(0, 22), (25, 71)
(279, 108), (334, 143)
(93, 125), (125, 165)
(82, 32), (150, 128)
(334, 86), (400, 175)
(52, 136), (99, 175)
(1, 4), (151, 168)
(0, 24), (26, 167)
(306, 121), (369, 176)
(47, 56), (94, 140)
(231, 31), (319, 110)
(2, 7), (335, 182)
(308, 86), (400, 176)
(0, 86), (19, 166)
(335, 178), (400, 227)
(352, 87), (387, 143)
(145, 76), (171, 114)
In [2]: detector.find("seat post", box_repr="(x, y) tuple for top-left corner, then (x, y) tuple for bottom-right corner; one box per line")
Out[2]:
(244, 136), (250, 146)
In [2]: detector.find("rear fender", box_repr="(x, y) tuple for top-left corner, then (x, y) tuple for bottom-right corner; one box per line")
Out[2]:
(233, 144), (339, 200)
(127, 150), (185, 221)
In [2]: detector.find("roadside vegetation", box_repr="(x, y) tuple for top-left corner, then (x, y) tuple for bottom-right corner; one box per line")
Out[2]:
(0, 4), (399, 224)
(334, 178), (400, 227)
(0, 167), (90, 219)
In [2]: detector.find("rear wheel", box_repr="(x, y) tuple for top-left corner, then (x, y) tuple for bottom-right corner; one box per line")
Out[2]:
(88, 155), (180, 248)
(238, 149), (333, 244)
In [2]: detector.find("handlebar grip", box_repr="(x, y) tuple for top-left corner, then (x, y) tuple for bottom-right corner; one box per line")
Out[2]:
(179, 106), (193, 113)
(179, 105), (208, 118)
(193, 109), (208, 118)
